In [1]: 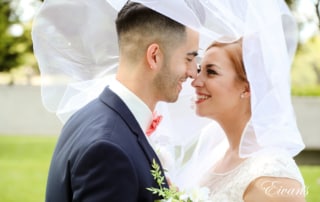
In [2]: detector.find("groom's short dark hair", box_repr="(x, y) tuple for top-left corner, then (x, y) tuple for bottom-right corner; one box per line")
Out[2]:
(115, 1), (186, 62)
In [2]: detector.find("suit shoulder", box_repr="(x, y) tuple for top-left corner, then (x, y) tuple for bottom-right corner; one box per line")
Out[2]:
(73, 139), (131, 168)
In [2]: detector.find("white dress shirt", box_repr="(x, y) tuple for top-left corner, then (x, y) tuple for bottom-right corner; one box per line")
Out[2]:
(109, 79), (153, 135)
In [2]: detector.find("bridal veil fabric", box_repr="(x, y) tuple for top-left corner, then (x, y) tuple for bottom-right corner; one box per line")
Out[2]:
(32, 0), (305, 188)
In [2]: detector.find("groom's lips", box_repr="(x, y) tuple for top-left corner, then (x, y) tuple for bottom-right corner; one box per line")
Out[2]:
(195, 92), (211, 104)
(178, 78), (187, 92)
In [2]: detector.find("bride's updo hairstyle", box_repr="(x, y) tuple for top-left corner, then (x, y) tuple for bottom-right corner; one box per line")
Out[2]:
(206, 39), (247, 84)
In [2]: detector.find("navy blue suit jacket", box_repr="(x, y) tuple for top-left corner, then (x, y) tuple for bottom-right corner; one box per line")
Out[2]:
(45, 87), (168, 202)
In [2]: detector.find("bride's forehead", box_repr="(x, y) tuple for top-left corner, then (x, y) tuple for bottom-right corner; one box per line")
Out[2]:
(203, 47), (228, 59)
(201, 49), (235, 68)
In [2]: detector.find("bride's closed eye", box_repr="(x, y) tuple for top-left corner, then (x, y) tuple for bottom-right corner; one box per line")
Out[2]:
(198, 64), (219, 75)
(203, 63), (220, 76)
(207, 69), (218, 75)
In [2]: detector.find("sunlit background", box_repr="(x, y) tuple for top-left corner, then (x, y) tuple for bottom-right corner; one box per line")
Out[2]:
(0, 0), (319, 202)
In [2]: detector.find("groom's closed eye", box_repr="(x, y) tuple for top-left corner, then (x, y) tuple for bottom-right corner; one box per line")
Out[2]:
(186, 51), (198, 62)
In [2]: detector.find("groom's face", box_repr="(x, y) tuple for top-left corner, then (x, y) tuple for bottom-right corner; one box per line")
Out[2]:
(154, 28), (199, 102)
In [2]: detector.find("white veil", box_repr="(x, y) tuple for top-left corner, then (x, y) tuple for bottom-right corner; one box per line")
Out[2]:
(32, 0), (305, 189)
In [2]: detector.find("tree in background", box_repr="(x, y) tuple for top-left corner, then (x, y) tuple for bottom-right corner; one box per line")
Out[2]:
(0, 1), (33, 72)
(0, 0), (40, 84)
(316, 0), (320, 28)
(285, 0), (320, 41)
(288, 0), (320, 94)
(0, 1), (21, 73)
(285, 0), (295, 9)
(314, 1), (320, 85)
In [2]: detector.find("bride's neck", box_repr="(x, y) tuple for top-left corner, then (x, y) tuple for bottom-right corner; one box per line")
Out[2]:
(213, 118), (249, 173)
(213, 149), (245, 173)
(219, 117), (249, 151)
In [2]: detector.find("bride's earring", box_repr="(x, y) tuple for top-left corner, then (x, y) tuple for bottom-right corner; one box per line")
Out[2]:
(240, 93), (245, 99)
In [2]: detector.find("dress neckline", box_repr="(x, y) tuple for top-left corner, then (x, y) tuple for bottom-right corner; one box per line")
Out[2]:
(210, 157), (250, 176)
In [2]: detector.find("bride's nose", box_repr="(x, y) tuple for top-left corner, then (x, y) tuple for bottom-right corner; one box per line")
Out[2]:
(191, 75), (204, 88)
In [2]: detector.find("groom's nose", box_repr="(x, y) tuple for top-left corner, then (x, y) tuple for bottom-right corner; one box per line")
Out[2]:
(187, 62), (198, 79)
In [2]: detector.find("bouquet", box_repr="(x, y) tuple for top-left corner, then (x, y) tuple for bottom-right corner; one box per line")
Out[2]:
(147, 159), (212, 202)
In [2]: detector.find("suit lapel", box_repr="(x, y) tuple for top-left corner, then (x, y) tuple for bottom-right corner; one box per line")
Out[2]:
(100, 87), (169, 188)
(99, 87), (160, 165)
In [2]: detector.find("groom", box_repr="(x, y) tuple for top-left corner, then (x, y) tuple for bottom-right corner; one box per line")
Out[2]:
(45, 1), (199, 202)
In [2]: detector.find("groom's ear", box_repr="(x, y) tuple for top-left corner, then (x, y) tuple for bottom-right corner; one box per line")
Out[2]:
(146, 43), (162, 70)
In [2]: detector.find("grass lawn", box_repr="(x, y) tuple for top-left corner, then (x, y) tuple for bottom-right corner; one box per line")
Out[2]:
(0, 135), (319, 202)
(300, 166), (320, 202)
(0, 135), (57, 202)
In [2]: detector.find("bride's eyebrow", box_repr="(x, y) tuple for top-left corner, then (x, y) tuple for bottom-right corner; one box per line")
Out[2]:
(205, 63), (221, 69)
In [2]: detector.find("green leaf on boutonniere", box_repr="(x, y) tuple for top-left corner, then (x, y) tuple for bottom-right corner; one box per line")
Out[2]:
(147, 159), (212, 201)
(147, 159), (185, 201)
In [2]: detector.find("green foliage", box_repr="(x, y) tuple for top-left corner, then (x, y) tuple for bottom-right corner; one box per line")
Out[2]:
(147, 159), (191, 202)
(0, 1), (36, 73)
(292, 36), (320, 93)
(292, 85), (320, 96)
(284, 0), (295, 9)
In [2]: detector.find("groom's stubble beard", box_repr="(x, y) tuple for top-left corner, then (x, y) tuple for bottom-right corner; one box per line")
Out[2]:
(154, 54), (180, 103)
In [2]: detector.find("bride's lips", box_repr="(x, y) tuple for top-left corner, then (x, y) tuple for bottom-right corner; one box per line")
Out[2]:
(195, 92), (211, 104)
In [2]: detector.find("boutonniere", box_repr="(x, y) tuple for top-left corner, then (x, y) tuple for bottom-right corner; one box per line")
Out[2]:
(147, 159), (212, 202)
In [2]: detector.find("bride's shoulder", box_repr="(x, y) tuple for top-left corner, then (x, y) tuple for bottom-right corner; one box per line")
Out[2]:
(248, 151), (299, 173)
(244, 150), (305, 187)
(242, 152), (306, 201)
(243, 176), (306, 202)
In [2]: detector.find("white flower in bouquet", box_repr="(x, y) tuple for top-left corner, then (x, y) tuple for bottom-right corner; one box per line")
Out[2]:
(183, 187), (211, 202)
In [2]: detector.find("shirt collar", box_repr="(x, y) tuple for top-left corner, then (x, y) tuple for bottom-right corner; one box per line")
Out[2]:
(109, 79), (153, 134)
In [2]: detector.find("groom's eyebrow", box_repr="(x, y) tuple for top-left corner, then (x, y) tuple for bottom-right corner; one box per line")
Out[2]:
(187, 51), (198, 57)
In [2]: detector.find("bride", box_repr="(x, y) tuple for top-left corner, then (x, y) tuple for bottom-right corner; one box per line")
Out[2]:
(151, 1), (306, 201)
(188, 38), (306, 201)
(159, 1), (306, 201)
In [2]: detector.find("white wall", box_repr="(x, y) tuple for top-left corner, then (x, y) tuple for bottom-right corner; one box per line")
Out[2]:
(293, 97), (320, 149)
(0, 86), (319, 149)
(0, 86), (62, 135)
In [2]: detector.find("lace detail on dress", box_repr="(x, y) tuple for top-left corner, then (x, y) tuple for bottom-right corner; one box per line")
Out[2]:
(200, 152), (304, 202)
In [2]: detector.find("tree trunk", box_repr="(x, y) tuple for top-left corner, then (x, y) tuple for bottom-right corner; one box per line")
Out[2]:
(316, 0), (320, 29)
(312, 62), (320, 84)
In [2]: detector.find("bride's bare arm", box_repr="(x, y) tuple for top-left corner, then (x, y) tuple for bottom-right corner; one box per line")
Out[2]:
(243, 176), (306, 202)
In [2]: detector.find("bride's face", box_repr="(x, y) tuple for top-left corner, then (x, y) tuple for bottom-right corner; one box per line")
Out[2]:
(191, 46), (248, 121)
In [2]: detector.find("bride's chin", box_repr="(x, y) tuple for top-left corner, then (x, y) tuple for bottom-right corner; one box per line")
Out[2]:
(195, 109), (205, 117)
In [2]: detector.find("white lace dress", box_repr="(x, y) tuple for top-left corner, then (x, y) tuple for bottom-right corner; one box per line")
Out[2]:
(200, 152), (305, 202)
